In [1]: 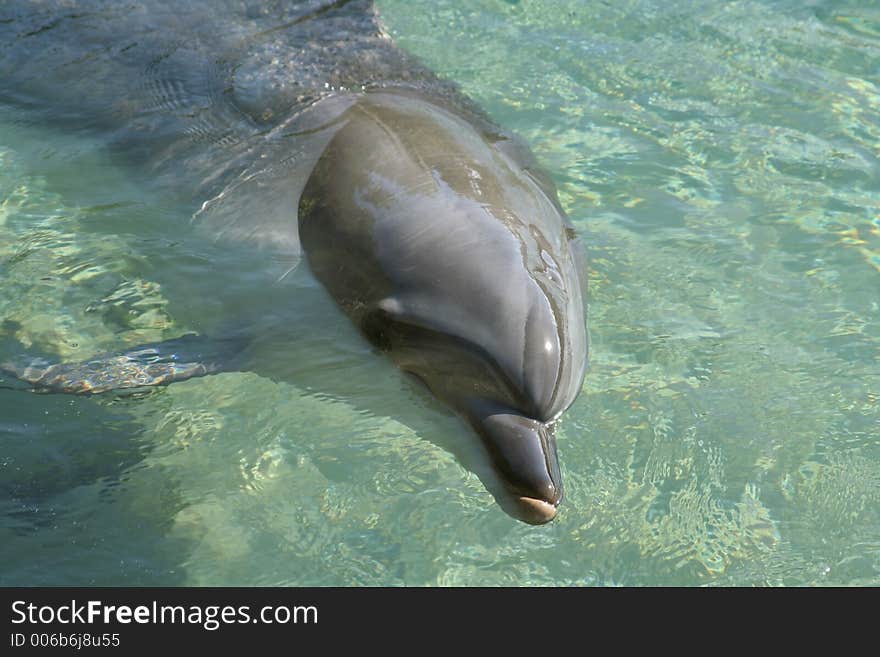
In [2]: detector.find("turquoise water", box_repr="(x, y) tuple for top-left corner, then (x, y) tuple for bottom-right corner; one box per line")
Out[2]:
(1, 0), (879, 586)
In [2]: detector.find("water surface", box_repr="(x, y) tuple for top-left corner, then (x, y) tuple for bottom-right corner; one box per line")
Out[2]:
(1, 0), (879, 585)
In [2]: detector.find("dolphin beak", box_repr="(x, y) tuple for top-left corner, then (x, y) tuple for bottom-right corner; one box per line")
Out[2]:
(514, 496), (559, 524)
(469, 407), (564, 524)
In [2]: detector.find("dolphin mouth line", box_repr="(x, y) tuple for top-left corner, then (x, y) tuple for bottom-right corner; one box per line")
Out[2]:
(515, 495), (559, 524)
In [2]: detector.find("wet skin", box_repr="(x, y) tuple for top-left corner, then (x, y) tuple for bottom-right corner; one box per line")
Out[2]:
(0, 1), (588, 523)
(299, 91), (587, 522)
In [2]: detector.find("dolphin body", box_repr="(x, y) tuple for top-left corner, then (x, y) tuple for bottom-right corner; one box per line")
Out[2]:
(0, 0), (588, 523)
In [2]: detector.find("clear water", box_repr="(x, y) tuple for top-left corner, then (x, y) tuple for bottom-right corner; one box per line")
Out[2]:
(1, 0), (878, 586)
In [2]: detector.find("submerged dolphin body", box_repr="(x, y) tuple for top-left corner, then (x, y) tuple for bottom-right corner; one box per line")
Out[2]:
(0, 0), (588, 523)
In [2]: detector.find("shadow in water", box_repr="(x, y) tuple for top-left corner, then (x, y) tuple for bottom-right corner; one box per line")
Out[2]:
(0, 384), (192, 585)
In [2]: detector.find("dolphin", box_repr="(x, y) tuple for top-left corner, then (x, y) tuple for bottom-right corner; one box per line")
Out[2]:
(0, 0), (588, 523)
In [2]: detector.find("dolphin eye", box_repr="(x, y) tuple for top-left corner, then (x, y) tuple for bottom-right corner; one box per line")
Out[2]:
(360, 305), (396, 351)
(359, 300), (430, 352)
(359, 305), (528, 412)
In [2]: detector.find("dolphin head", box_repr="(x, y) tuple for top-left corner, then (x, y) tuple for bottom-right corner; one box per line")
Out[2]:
(298, 90), (587, 523)
(358, 258), (582, 524)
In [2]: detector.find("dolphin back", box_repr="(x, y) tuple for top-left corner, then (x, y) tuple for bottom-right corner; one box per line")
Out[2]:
(0, 0), (492, 253)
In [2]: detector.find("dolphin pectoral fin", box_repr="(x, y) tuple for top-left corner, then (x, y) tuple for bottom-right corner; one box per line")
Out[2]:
(1, 333), (250, 395)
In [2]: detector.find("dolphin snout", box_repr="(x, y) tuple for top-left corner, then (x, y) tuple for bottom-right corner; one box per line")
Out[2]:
(470, 407), (564, 524)
(515, 496), (559, 524)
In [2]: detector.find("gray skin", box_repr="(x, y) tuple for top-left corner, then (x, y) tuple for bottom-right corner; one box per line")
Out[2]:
(0, 0), (588, 523)
(299, 91), (587, 522)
